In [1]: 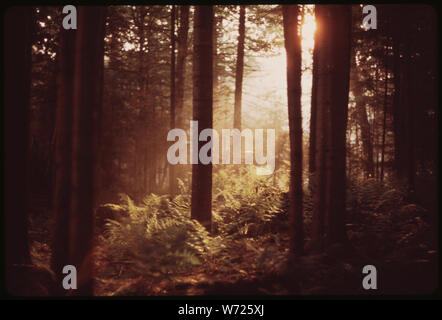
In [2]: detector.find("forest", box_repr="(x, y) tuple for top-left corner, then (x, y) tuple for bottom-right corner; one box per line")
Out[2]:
(4, 4), (438, 296)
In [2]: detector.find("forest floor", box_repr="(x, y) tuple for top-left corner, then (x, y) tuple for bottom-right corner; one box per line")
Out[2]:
(28, 186), (438, 296)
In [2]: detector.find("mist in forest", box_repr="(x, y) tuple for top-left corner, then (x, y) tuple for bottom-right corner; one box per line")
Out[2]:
(4, 4), (438, 297)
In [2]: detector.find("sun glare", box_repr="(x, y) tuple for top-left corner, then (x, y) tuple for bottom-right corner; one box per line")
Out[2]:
(244, 8), (316, 132)
(301, 13), (316, 50)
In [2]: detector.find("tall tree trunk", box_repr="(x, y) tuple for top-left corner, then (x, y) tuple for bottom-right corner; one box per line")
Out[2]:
(173, 5), (190, 194)
(213, 7), (219, 94)
(132, 7), (148, 198)
(169, 5), (177, 196)
(191, 6), (214, 233)
(311, 5), (328, 251)
(51, 6), (106, 296)
(392, 19), (415, 191)
(283, 5), (304, 256)
(404, 30), (415, 192)
(380, 46), (389, 182)
(5, 6), (33, 294)
(309, 32), (318, 179)
(175, 6), (190, 130)
(312, 5), (351, 250)
(71, 6), (106, 296)
(325, 5), (352, 246)
(351, 65), (374, 179)
(51, 17), (76, 293)
(373, 67), (380, 180)
(233, 5), (246, 130)
(392, 35), (404, 179)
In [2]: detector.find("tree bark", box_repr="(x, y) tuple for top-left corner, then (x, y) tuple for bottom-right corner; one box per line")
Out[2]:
(312, 5), (351, 249)
(309, 32), (318, 178)
(169, 5), (177, 196)
(283, 5), (304, 256)
(311, 5), (328, 251)
(380, 46), (389, 182)
(175, 6), (190, 130)
(325, 5), (352, 245)
(5, 6), (34, 294)
(51, 17), (76, 293)
(233, 5), (246, 130)
(191, 6), (214, 233)
(51, 6), (106, 296)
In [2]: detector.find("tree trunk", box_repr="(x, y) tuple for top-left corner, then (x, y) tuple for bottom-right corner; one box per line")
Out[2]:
(191, 6), (214, 233)
(309, 32), (318, 178)
(392, 21), (415, 191)
(169, 5), (177, 196)
(325, 5), (352, 246)
(51, 6), (106, 296)
(380, 46), (389, 182)
(175, 6), (190, 130)
(283, 5), (304, 256)
(233, 5), (246, 130)
(312, 5), (351, 249)
(5, 6), (33, 294)
(392, 35), (404, 179)
(51, 17), (76, 293)
(173, 5), (190, 194)
(351, 66), (374, 179)
(311, 5), (328, 251)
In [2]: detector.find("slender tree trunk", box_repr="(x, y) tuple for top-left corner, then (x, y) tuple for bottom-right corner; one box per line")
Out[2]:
(380, 46), (389, 182)
(283, 5), (304, 256)
(352, 68), (374, 179)
(373, 68), (379, 180)
(51, 19), (76, 293)
(325, 5), (352, 246)
(169, 5), (177, 196)
(213, 8), (219, 94)
(5, 6), (33, 294)
(175, 6), (190, 130)
(311, 5), (328, 251)
(191, 6), (214, 233)
(309, 33), (318, 178)
(404, 32), (415, 192)
(173, 5), (190, 193)
(392, 35), (404, 179)
(233, 5), (246, 130)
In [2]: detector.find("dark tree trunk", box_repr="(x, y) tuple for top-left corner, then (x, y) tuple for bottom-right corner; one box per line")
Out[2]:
(283, 5), (304, 257)
(392, 20), (415, 191)
(213, 8), (219, 94)
(132, 7), (149, 198)
(175, 6), (190, 130)
(309, 33), (318, 178)
(351, 66), (374, 179)
(191, 6), (214, 233)
(173, 5), (190, 194)
(70, 6), (106, 296)
(311, 5), (328, 251)
(51, 18), (76, 293)
(233, 5), (246, 130)
(51, 6), (106, 296)
(380, 47), (389, 182)
(5, 6), (33, 294)
(392, 35), (405, 179)
(169, 5), (177, 196)
(325, 5), (352, 246)
(312, 5), (351, 250)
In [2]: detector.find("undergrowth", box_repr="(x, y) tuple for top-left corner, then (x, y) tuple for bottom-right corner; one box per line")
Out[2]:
(97, 167), (432, 294)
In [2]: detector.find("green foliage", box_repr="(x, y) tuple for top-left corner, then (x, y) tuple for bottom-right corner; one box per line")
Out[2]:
(212, 167), (287, 238)
(101, 193), (217, 278)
